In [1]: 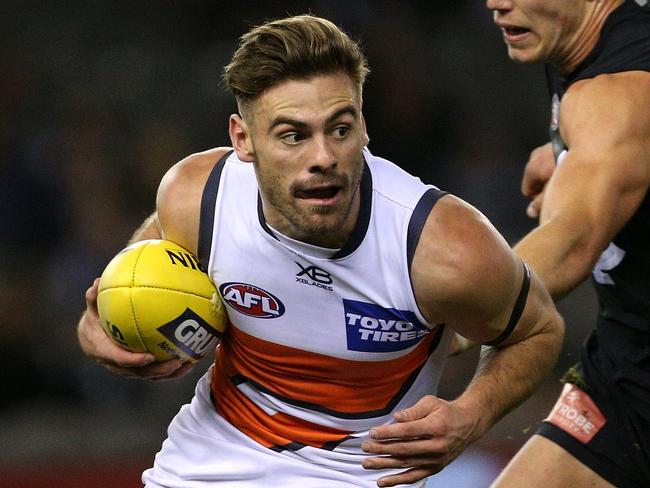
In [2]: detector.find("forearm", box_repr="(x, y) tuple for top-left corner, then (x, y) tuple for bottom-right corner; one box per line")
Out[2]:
(514, 220), (595, 300)
(452, 321), (563, 441)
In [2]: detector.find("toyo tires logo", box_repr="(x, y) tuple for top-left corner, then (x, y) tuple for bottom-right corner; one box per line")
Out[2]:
(343, 299), (430, 352)
(219, 282), (285, 319)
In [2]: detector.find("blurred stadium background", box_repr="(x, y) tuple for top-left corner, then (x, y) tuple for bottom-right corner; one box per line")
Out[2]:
(1, 1), (597, 486)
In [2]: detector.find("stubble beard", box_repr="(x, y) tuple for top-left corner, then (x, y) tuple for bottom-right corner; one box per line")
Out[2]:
(258, 159), (363, 246)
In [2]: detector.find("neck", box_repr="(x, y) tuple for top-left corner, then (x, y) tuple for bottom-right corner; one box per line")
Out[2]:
(557, 0), (623, 74)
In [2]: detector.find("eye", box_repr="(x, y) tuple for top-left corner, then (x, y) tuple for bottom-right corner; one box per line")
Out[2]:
(332, 125), (350, 138)
(280, 132), (305, 145)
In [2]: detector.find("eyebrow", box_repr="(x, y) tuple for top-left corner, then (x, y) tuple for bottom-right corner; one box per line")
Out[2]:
(268, 105), (359, 132)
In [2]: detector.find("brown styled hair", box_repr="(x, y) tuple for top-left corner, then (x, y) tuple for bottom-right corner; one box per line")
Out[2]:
(223, 14), (369, 114)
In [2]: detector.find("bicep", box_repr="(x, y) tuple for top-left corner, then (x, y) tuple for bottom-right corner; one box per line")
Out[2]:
(156, 148), (228, 254)
(491, 265), (558, 348)
(412, 196), (529, 344)
(156, 165), (200, 253)
(543, 74), (650, 250)
(445, 254), (557, 349)
(541, 143), (650, 253)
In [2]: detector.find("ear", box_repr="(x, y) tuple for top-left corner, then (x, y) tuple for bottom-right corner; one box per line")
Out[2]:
(360, 113), (370, 146)
(229, 114), (255, 162)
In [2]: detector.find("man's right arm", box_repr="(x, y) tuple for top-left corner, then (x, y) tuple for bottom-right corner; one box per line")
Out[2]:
(77, 147), (231, 379)
(76, 212), (191, 380)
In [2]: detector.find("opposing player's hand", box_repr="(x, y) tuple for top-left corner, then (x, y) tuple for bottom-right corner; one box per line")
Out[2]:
(521, 142), (556, 218)
(77, 278), (193, 380)
(362, 395), (478, 487)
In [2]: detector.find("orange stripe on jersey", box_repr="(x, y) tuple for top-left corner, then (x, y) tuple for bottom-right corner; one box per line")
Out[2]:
(211, 373), (351, 450)
(212, 325), (442, 416)
(210, 325), (443, 450)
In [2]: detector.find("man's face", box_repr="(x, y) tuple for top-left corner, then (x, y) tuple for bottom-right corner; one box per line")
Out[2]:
(231, 72), (368, 248)
(486, 0), (585, 65)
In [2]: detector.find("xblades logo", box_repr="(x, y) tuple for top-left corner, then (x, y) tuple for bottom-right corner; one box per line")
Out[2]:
(296, 262), (332, 284)
(295, 262), (333, 291)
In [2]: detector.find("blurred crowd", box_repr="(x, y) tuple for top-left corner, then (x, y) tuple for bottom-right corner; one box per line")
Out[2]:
(1, 1), (595, 486)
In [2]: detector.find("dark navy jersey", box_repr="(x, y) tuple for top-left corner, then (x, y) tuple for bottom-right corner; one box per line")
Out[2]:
(545, 0), (650, 420)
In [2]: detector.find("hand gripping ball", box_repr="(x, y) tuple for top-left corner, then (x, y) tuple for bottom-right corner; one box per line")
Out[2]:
(97, 239), (227, 363)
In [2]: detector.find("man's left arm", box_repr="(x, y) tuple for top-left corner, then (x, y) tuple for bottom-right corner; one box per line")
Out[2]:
(362, 196), (564, 487)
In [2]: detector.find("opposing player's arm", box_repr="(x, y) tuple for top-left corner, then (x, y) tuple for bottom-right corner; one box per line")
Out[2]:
(362, 196), (564, 487)
(156, 147), (232, 255)
(515, 71), (650, 299)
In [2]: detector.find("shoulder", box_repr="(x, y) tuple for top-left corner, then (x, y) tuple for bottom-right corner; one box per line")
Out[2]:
(559, 72), (650, 188)
(562, 71), (650, 146)
(570, 1), (650, 83)
(365, 149), (433, 209)
(411, 195), (521, 342)
(159, 147), (232, 194)
(157, 147), (232, 254)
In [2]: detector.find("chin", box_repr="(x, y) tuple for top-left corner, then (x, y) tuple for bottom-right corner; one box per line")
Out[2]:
(507, 45), (545, 65)
(303, 215), (346, 239)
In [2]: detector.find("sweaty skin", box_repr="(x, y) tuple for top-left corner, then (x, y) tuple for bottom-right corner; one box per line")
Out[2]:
(78, 72), (564, 487)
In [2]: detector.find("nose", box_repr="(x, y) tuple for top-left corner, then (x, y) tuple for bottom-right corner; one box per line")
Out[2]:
(309, 135), (337, 173)
(486, 0), (512, 11)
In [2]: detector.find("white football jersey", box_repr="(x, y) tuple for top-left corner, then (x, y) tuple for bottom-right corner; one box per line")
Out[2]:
(197, 148), (452, 459)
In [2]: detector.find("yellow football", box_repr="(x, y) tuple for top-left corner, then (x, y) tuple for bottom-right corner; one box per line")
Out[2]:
(97, 239), (227, 363)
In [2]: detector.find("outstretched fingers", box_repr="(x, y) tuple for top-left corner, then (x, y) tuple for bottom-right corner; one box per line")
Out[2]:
(375, 467), (440, 488)
(362, 395), (478, 486)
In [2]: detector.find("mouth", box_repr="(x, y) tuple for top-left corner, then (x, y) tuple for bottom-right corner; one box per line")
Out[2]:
(499, 23), (531, 43)
(294, 185), (342, 205)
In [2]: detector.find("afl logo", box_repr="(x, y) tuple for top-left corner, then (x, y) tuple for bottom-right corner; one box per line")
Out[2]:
(219, 282), (285, 319)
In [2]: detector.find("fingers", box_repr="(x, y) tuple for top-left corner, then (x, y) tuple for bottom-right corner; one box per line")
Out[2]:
(105, 358), (191, 381)
(78, 308), (155, 365)
(362, 437), (451, 487)
(363, 437), (448, 459)
(526, 192), (544, 219)
(521, 142), (555, 199)
(166, 361), (195, 380)
(102, 342), (156, 368)
(369, 396), (442, 440)
(85, 278), (101, 316)
(393, 396), (438, 424)
(363, 445), (444, 487)
(79, 278), (160, 375)
(362, 396), (469, 486)
(79, 277), (194, 381)
(375, 467), (438, 487)
(362, 436), (452, 487)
